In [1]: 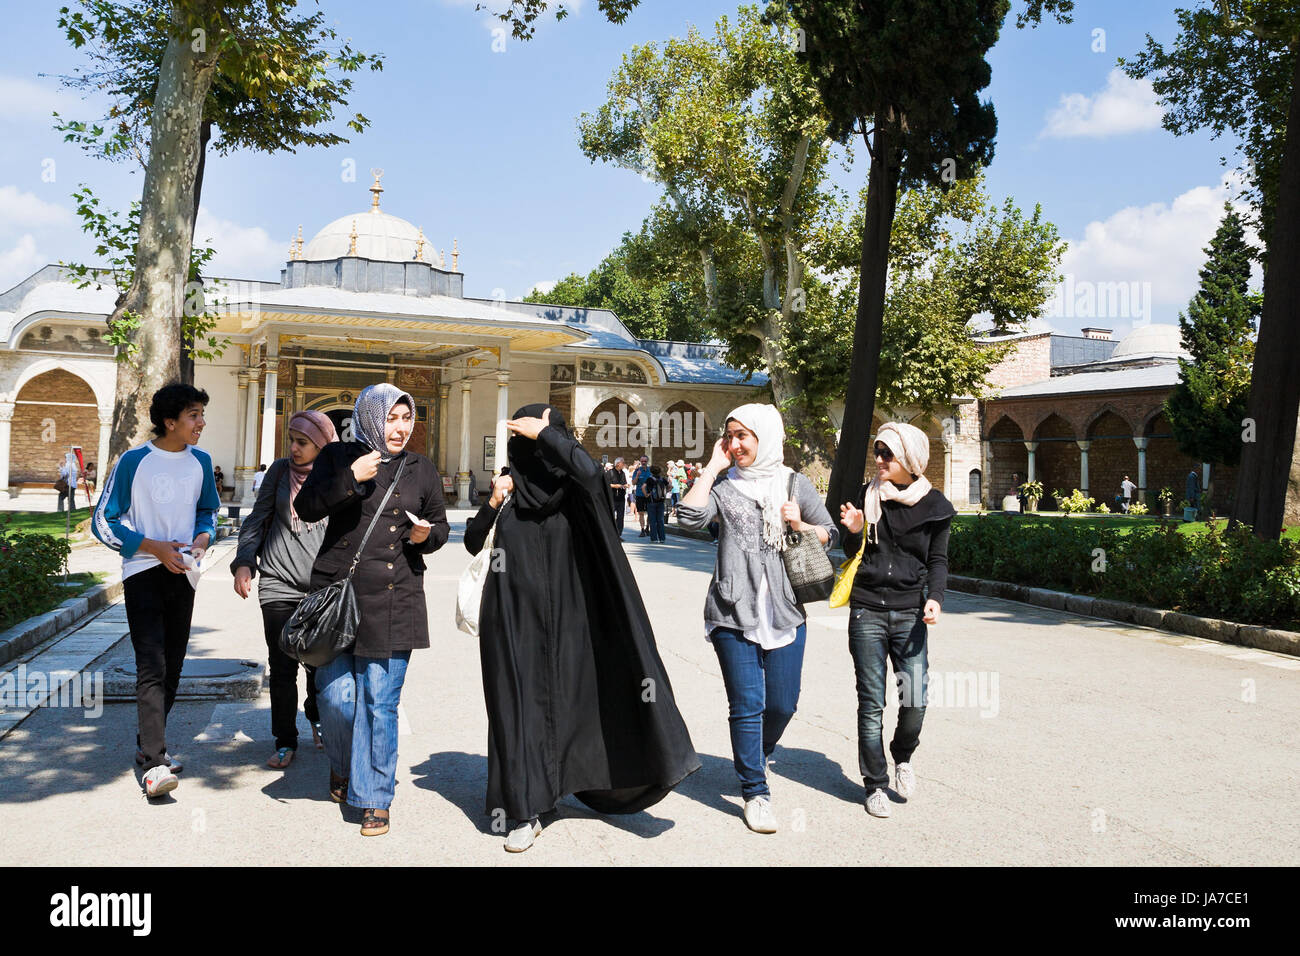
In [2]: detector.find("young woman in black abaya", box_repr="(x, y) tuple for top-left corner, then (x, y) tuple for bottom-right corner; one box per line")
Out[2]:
(465, 404), (700, 853)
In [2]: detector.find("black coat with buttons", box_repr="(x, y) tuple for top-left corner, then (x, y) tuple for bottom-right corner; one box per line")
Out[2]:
(294, 441), (450, 657)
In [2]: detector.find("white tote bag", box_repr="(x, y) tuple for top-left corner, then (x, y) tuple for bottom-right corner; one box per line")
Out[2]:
(456, 496), (507, 637)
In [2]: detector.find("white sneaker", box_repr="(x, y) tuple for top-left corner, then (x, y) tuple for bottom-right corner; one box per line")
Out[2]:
(504, 819), (541, 853)
(742, 796), (778, 833)
(142, 765), (178, 798)
(895, 762), (916, 799)
(865, 788), (891, 818)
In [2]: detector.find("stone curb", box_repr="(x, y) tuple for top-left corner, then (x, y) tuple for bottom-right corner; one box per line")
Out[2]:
(0, 578), (124, 668)
(947, 574), (1300, 658)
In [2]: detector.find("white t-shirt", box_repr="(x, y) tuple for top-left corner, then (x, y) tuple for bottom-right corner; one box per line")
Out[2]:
(1121, 479), (1136, 498)
(252, 470), (265, 492)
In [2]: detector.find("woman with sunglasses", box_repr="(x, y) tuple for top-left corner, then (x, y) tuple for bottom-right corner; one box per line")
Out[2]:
(838, 423), (956, 819)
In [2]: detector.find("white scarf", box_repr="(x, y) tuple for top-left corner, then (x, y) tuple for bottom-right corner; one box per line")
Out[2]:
(725, 403), (792, 551)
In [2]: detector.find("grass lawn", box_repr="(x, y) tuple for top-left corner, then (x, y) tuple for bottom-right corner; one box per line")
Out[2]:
(955, 511), (1300, 541)
(0, 509), (93, 537)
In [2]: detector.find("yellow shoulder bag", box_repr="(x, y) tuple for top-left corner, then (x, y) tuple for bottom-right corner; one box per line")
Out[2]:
(830, 525), (867, 608)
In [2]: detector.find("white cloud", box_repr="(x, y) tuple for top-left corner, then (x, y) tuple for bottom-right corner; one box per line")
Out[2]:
(193, 209), (284, 280)
(0, 235), (46, 292)
(1041, 68), (1163, 139)
(0, 185), (73, 232)
(529, 279), (558, 296)
(0, 75), (85, 124)
(1047, 173), (1257, 338)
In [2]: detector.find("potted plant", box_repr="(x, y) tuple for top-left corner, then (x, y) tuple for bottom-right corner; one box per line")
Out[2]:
(1157, 487), (1174, 517)
(1020, 480), (1043, 513)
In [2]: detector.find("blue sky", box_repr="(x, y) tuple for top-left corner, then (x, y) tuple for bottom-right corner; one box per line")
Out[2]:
(0, 0), (1252, 340)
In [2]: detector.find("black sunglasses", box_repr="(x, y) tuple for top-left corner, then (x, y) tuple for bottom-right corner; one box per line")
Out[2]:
(873, 445), (894, 463)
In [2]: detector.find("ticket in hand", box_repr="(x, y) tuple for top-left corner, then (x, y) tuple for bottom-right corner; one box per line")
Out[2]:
(405, 510), (428, 525)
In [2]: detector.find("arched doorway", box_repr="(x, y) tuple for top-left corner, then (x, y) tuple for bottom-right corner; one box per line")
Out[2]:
(11, 368), (99, 485)
(582, 396), (645, 464)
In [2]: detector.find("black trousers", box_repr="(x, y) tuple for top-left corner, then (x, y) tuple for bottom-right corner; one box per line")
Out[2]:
(123, 564), (196, 772)
(612, 498), (625, 534)
(260, 600), (319, 750)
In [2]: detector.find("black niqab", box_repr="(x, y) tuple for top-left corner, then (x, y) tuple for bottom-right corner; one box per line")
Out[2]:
(506, 404), (569, 517)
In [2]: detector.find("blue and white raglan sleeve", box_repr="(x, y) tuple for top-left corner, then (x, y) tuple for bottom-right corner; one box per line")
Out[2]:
(91, 448), (146, 557)
(191, 448), (221, 543)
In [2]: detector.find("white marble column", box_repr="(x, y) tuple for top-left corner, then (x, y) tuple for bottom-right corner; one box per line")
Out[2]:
(95, 408), (112, 501)
(0, 402), (14, 493)
(1133, 436), (1148, 504)
(437, 383), (451, 475)
(1024, 440), (1039, 484)
(942, 433), (955, 501)
(233, 370), (249, 493)
(494, 371), (510, 477)
(1076, 440), (1091, 496)
(457, 378), (473, 507)
(259, 360), (279, 470)
(240, 375), (261, 505)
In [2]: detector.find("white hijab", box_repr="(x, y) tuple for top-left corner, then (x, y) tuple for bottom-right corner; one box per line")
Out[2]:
(725, 403), (792, 551)
(863, 422), (933, 542)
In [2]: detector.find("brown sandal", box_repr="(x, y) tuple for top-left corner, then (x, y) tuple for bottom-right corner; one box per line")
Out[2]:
(361, 808), (389, 836)
(329, 771), (349, 804)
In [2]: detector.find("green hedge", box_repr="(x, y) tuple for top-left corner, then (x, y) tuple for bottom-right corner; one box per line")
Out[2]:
(950, 516), (1300, 630)
(0, 521), (73, 631)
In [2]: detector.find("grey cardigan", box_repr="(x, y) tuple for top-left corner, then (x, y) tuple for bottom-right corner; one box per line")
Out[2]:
(677, 471), (837, 635)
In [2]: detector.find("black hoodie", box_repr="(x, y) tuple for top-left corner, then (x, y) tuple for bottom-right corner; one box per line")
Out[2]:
(839, 484), (957, 610)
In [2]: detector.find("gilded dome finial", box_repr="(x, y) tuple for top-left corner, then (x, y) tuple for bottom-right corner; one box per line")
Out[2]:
(452, 238), (459, 272)
(348, 218), (358, 256)
(415, 227), (426, 262)
(369, 168), (384, 212)
(295, 224), (304, 258)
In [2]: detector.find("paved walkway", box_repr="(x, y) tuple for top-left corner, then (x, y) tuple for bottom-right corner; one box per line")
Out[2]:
(0, 513), (1296, 866)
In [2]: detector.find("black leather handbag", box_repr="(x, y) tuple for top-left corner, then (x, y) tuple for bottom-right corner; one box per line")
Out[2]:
(781, 472), (835, 604)
(279, 455), (407, 667)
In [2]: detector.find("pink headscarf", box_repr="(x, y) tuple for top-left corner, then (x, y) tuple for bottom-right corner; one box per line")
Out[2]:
(287, 410), (337, 532)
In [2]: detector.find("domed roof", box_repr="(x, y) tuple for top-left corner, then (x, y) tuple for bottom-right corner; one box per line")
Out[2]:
(1110, 323), (1191, 361)
(303, 209), (429, 262)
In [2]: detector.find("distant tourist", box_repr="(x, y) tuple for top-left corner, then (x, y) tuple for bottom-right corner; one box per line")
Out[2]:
(1119, 475), (1136, 513)
(632, 455), (652, 537)
(212, 465), (226, 495)
(837, 423), (955, 820)
(645, 465), (669, 542)
(1186, 468), (1201, 512)
(677, 403), (836, 834)
(252, 464), (267, 494)
(231, 411), (338, 769)
(91, 383), (220, 799)
(56, 453), (79, 512)
(607, 456), (629, 535)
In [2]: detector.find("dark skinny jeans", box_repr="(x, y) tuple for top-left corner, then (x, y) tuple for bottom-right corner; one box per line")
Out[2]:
(847, 604), (928, 792)
(261, 600), (320, 750)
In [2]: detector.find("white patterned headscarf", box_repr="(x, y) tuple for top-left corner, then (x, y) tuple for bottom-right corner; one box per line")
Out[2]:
(353, 383), (416, 462)
(725, 403), (793, 551)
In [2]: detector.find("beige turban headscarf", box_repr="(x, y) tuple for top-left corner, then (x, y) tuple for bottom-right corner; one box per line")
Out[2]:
(861, 422), (932, 542)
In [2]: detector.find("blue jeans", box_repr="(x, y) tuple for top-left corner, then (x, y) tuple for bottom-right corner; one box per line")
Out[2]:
(847, 605), (928, 791)
(315, 651), (410, 810)
(711, 624), (807, 799)
(647, 501), (666, 541)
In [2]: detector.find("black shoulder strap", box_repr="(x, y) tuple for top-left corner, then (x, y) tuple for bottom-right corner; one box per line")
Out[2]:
(347, 455), (407, 578)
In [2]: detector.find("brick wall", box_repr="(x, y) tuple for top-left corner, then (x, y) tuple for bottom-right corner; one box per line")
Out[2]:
(983, 334), (1052, 391)
(11, 369), (99, 483)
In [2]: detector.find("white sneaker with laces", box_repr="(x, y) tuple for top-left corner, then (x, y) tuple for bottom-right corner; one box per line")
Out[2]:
(865, 788), (891, 818)
(743, 796), (778, 833)
(142, 765), (178, 798)
(895, 762), (916, 799)
(504, 819), (542, 853)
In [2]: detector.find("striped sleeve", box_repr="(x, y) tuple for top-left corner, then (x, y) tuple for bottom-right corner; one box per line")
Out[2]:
(91, 447), (147, 557)
(190, 447), (221, 542)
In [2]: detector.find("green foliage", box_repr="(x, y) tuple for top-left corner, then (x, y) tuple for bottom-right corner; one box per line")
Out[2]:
(0, 521), (74, 631)
(1020, 479), (1043, 499)
(1165, 203), (1260, 467)
(1158, 487), (1175, 503)
(1120, 1), (1298, 242)
(1128, 501), (1150, 515)
(60, 185), (226, 363)
(482, 0), (639, 40)
(949, 515), (1300, 628)
(54, 1), (385, 166)
(1054, 488), (1095, 513)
